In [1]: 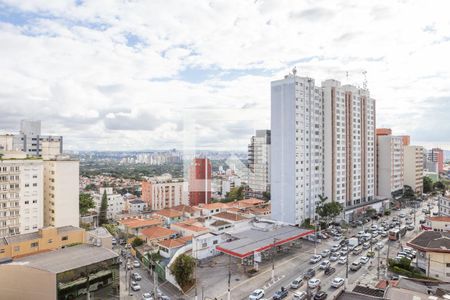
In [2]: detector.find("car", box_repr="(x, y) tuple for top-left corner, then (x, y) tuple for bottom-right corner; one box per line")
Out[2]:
(324, 267), (336, 276)
(360, 256), (370, 264)
(119, 238), (126, 245)
(375, 242), (384, 250)
(350, 261), (362, 271)
(333, 235), (343, 241)
(357, 231), (365, 238)
(338, 256), (347, 264)
(310, 255), (322, 264)
(420, 219), (426, 224)
(403, 248), (417, 257)
(362, 242), (370, 250)
(290, 278), (303, 289)
(160, 296), (170, 300)
(314, 291), (328, 300)
(319, 260), (331, 269)
(407, 225), (415, 231)
(405, 219), (413, 225)
(133, 260), (140, 268)
(126, 263), (133, 270)
(329, 254), (339, 261)
(380, 231), (388, 238)
(371, 231), (379, 238)
(356, 220), (363, 226)
(353, 247), (362, 255)
(391, 274), (400, 280)
(398, 251), (413, 260)
(331, 277), (345, 288)
(340, 250), (348, 256)
(320, 249), (331, 257)
(142, 293), (153, 300)
(112, 238), (117, 245)
(308, 278), (321, 289)
(433, 212), (439, 216)
(293, 291), (307, 300)
(249, 289), (265, 300)
(370, 238), (378, 245)
(366, 251), (375, 258)
(272, 287), (288, 300)
(131, 281), (141, 291)
(304, 268), (316, 279)
(370, 224), (378, 231)
(132, 272), (142, 281)
(399, 213), (406, 218)
(331, 244), (341, 252)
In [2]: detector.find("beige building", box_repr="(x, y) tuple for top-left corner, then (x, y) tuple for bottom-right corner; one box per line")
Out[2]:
(404, 145), (424, 194)
(141, 174), (188, 210)
(0, 151), (44, 237)
(426, 216), (450, 232)
(43, 157), (79, 228)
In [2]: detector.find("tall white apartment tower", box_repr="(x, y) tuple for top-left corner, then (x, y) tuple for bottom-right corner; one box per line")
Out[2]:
(322, 80), (376, 219)
(247, 130), (271, 199)
(271, 74), (323, 225)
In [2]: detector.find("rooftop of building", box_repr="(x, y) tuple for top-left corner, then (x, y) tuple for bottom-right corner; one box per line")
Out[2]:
(171, 204), (201, 214)
(229, 198), (266, 208)
(171, 221), (209, 233)
(209, 220), (231, 227)
(141, 226), (178, 240)
(196, 202), (230, 210)
(1, 226), (82, 245)
(118, 218), (162, 228)
(129, 199), (145, 204)
(9, 244), (118, 273)
(427, 216), (450, 222)
(154, 208), (183, 219)
(87, 227), (112, 238)
(157, 236), (192, 249)
(407, 231), (450, 253)
(212, 211), (247, 222)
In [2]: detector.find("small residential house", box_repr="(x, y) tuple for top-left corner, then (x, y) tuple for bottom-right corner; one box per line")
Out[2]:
(195, 203), (230, 217)
(153, 209), (184, 225)
(171, 205), (202, 218)
(192, 232), (227, 260)
(171, 221), (209, 237)
(128, 199), (147, 214)
(157, 236), (192, 258)
(118, 218), (162, 236)
(140, 226), (178, 246)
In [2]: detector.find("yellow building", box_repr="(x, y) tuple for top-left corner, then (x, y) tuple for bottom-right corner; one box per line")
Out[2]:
(0, 225), (85, 260)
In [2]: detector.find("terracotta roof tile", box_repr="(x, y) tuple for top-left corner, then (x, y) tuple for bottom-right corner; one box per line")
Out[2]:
(140, 226), (178, 240)
(154, 209), (183, 219)
(212, 211), (247, 222)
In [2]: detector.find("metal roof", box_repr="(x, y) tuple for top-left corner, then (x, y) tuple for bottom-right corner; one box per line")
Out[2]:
(216, 226), (314, 258)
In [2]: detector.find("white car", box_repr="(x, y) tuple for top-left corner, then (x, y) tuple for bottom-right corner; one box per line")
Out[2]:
(131, 281), (141, 291)
(360, 256), (370, 264)
(133, 260), (141, 268)
(319, 260), (330, 269)
(329, 254), (339, 261)
(357, 231), (365, 238)
(308, 278), (321, 289)
(320, 249), (331, 257)
(290, 277), (303, 289)
(293, 291), (307, 300)
(249, 289), (265, 300)
(338, 256), (347, 264)
(310, 254), (322, 264)
(142, 293), (153, 300)
(331, 277), (345, 288)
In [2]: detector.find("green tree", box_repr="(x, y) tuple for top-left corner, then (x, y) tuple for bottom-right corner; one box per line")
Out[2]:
(262, 191), (271, 201)
(403, 185), (415, 198)
(131, 237), (144, 248)
(316, 195), (343, 225)
(98, 190), (108, 226)
(225, 186), (245, 201)
(79, 193), (95, 216)
(170, 254), (196, 290)
(423, 176), (433, 194)
(434, 181), (447, 196)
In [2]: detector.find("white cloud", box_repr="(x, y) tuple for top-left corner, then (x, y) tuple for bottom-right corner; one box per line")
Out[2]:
(0, 0), (449, 150)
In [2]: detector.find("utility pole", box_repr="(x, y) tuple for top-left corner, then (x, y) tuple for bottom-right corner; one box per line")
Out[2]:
(377, 247), (381, 280)
(386, 241), (391, 267)
(227, 255), (231, 300)
(271, 238), (277, 282)
(427, 254), (431, 277)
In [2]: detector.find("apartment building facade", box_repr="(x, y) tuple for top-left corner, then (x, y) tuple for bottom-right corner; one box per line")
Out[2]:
(93, 187), (124, 219)
(404, 145), (424, 194)
(376, 129), (404, 199)
(271, 74), (324, 225)
(322, 80), (376, 219)
(188, 158), (212, 206)
(43, 158), (79, 228)
(428, 148), (444, 173)
(247, 129), (271, 199)
(141, 174), (188, 210)
(0, 152), (44, 237)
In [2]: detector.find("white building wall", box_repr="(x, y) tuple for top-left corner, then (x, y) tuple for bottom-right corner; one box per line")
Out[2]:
(377, 135), (404, 198)
(404, 145), (424, 193)
(93, 187), (124, 219)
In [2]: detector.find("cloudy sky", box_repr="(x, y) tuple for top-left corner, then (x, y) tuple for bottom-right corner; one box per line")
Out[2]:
(0, 0), (449, 151)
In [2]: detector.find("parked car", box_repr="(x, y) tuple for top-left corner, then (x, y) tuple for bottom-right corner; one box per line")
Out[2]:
(310, 255), (322, 264)
(399, 213), (406, 218)
(132, 272), (142, 281)
(308, 278), (321, 289)
(353, 247), (362, 255)
(142, 293), (153, 300)
(407, 225), (415, 231)
(319, 260), (331, 269)
(112, 238), (117, 245)
(272, 287), (288, 300)
(131, 281), (141, 291)
(350, 261), (362, 271)
(290, 278), (303, 289)
(362, 242), (370, 250)
(331, 277), (345, 288)
(360, 256), (370, 264)
(133, 260), (141, 268)
(329, 254), (339, 262)
(314, 291), (327, 300)
(366, 251), (375, 258)
(249, 289), (265, 300)
(380, 231), (388, 238)
(293, 291), (307, 300)
(320, 249), (331, 258)
(331, 245), (341, 252)
(338, 256), (347, 264)
(304, 268), (316, 279)
(324, 267), (336, 276)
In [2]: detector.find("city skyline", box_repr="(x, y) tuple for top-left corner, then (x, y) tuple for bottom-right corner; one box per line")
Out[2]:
(0, 1), (449, 151)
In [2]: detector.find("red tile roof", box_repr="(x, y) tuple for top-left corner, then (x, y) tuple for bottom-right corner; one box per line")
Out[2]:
(154, 209), (183, 219)
(119, 218), (162, 228)
(428, 216), (450, 222)
(157, 236), (192, 249)
(140, 226), (178, 240)
(171, 222), (209, 233)
(212, 211), (247, 222)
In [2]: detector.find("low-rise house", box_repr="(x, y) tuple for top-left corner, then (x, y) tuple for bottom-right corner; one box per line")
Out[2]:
(0, 226), (85, 260)
(228, 198), (267, 209)
(153, 208), (184, 225)
(128, 199), (147, 214)
(79, 211), (98, 228)
(171, 221), (209, 237)
(192, 232), (227, 260)
(118, 218), (162, 236)
(140, 226), (178, 245)
(207, 220), (233, 232)
(157, 236), (192, 258)
(171, 204), (202, 218)
(426, 216), (450, 231)
(211, 211), (248, 224)
(195, 203), (230, 217)
(85, 227), (113, 249)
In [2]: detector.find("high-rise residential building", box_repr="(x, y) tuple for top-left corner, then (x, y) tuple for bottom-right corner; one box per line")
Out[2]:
(189, 158), (212, 206)
(43, 157), (79, 228)
(141, 174), (188, 210)
(93, 187), (124, 219)
(376, 129), (404, 199)
(247, 130), (271, 199)
(0, 152), (44, 237)
(271, 74), (324, 225)
(404, 145), (424, 194)
(322, 80), (376, 218)
(428, 148), (444, 173)
(0, 120), (63, 157)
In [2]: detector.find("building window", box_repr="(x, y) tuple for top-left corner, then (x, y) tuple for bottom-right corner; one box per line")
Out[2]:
(31, 242), (38, 248)
(446, 263), (450, 268)
(48, 239), (53, 244)
(62, 236), (68, 241)
(14, 246), (20, 252)
(0, 249), (4, 253)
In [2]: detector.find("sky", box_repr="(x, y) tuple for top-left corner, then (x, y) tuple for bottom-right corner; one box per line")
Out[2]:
(0, 0), (449, 151)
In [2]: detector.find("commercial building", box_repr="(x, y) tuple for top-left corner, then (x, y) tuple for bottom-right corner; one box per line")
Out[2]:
(0, 151), (44, 237)
(141, 173), (188, 210)
(425, 216), (450, 232)
(404, 144), (424, 194)
(0, 244), (119, 300)
(376, 129), (404, 199)
(43, 157), (79, 228)
(271, 73), (324, 225)
(247, 130), (271, 199)
(128, 199), (147, 214)
(0, 120), (63, 157)
(189, 158), (212, 206)
(428, 148), (444, 173)
(322, 79), (376, 219)
(93, 187), (124, 219)
(438, 196), (450, 216)
(0, 226), (85, 260)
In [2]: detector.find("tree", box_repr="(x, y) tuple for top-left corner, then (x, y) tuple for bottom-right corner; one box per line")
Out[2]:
(79, 193), (95, 216)
(131, 237), (144, 248)
(316, 195), (343, 225)
(423, 176), (433, 194)
(98, 190), (108, 226)
(403, 185), (415, 198)
(170, 254), (196, 290)
(225, 186), (245, 201)
(262, 191), (271, 201)
(434, 181), (447, 196)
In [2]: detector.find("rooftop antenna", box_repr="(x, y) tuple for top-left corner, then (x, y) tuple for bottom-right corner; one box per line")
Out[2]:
(362, 70), (368, 90)
(292, 66), (297, 76)
(346, 71), (349, 81)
